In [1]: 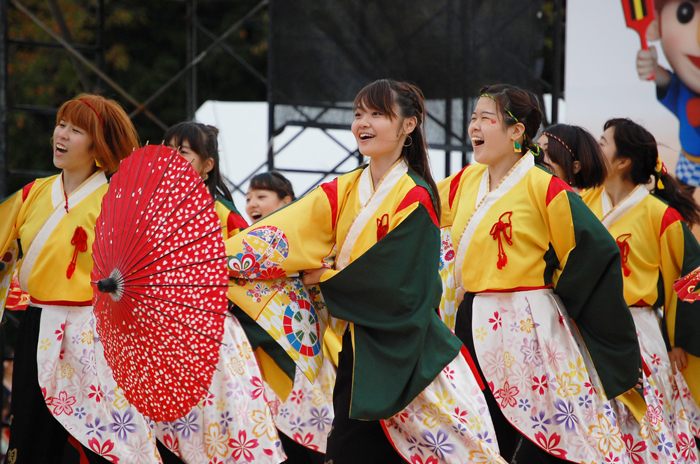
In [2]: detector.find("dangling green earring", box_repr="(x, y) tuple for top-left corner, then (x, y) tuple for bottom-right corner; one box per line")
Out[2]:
(513, 140), (522, 153)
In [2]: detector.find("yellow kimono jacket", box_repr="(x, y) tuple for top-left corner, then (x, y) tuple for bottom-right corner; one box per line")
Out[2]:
(226, 161), (462, 420)
(438, 156), (640, 399)
(582, 185), (700, 408)
(0, 172), (106, 304)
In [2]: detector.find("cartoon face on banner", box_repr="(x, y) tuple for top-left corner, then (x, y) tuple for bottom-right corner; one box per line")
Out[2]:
(650, 1), (700, 94)
(632, 0), (700, 185)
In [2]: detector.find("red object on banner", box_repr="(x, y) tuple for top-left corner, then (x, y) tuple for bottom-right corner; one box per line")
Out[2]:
(621, 0), (656, 80)
(674, 266), (700, 302)
(91, 145), (228, 422)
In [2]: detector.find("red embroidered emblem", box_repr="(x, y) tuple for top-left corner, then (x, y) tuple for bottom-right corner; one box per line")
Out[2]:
(616, 233), (632, 277)
(377, 214), (389, 241)
(67, 226), (88, 279)
(490, 212), (513, 270)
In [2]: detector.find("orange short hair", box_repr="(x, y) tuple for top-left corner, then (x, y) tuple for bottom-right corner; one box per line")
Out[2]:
(55, 94), (140, 173)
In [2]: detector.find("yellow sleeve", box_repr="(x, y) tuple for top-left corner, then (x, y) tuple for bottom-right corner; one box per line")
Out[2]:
(437, 169), (465, 227)
(225, 185), (337, 278)
(0, 190), (25, 257)
(659, 216), (699, 347)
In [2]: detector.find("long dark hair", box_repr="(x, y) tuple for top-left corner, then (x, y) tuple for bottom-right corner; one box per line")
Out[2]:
(542, 124), (607, 189)
(249, 171), (296, 201)
(605, 118), (700, 226)
(478, 84), (544, 164)
(164, 122), (233, 203)
(353, 79), (440, 217)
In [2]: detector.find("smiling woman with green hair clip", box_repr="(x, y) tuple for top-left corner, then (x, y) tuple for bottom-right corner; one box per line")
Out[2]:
(438, 84), (642, 463)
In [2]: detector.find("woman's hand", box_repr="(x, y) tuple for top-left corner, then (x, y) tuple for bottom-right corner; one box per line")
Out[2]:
(669, 347), (688, 374)
(302, 268), (327, 286)
(623, 368), (643, 391)
(456, 286), (466, 306)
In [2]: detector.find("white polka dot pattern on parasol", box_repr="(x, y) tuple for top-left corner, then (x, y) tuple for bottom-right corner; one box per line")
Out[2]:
(91, 144), (229, 422)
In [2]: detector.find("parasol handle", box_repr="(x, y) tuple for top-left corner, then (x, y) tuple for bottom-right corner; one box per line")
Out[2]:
(97, 278), (118, 293)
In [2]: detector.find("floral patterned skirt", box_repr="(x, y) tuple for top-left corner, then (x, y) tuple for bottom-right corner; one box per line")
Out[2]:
(38, 305), (161, 463)
(155, 315), (286, 464)
(382, 349), (507, 464)
(264, 358), (335, 453)
(612, 307), (699, 464)
(471, 289), (630, 463)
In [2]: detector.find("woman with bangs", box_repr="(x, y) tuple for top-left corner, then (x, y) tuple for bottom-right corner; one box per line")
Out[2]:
(225, 79), (506, 463)
(0, 95), (162, 463)
(438, 85), (641, 463)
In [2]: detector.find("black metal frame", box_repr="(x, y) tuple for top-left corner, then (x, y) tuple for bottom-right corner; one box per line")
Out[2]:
(0, 0), (565, 451)
(266, 0), (563, 185)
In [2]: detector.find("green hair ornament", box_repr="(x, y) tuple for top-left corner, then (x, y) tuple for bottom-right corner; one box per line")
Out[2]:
(480, 93), (519, 124)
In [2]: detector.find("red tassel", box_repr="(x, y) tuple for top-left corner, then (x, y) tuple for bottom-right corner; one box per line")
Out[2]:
(67, 226), (88, 279)
(376, 214), (389, 241)
(490, 212), (513, 270)
(616, 233), (632, 277)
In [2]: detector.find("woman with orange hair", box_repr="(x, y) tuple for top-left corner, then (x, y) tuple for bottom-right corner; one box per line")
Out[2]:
(0, 94), (162, 463)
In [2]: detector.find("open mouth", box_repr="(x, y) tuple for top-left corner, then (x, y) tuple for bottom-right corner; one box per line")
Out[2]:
(250, 212), (262, 221)
(359, 133), (375, 141)
(471, 137), (484, 147)
(56, 143), (68, 154)
(688, 54), (700, 70)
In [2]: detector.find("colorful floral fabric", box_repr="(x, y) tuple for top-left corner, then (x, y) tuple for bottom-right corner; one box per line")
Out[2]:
(38, 306), (161, 463)
(471, 290), (632, 463)
(613, 307), (699, 463)
(155, 315), (286, 464)
(382, 351), (506, 464)
(265, 357), (336, 453)
(438, 228), (457, 331)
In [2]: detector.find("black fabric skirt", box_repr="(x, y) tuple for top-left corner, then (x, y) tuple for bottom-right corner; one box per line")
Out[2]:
(5, 306), (110, 464)
(323, 330), (404, 464)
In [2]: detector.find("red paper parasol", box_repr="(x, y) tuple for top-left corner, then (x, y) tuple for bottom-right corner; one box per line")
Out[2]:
(91, 144), (228, 422)
(675, 266), (700, 302)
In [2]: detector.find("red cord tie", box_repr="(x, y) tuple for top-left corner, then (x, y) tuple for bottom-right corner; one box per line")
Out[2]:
(490, 212), (513, 270)
(616, 233), (632, 277)
(67, 226), (88, 279)
(377, 214), (389, 241)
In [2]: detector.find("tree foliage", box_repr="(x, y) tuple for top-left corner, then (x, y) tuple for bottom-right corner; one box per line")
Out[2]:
(6, 0), (268, 193)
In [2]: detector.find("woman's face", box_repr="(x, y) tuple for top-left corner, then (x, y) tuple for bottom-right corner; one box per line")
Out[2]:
(168, 139), (214, 179)
(245, 188), (291, 223)
(537, 134), (568, 181)
(351, 103), (406, 159)
(53, 119), (94, 172)
(598, 127), (619, 179)
(468, 97), (518, 166)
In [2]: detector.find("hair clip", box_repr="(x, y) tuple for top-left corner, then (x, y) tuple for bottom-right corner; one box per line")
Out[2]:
(481, 93), (519, 123)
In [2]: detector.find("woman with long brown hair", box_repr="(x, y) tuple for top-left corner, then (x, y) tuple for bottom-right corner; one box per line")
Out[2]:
(226, 79), (506, 463)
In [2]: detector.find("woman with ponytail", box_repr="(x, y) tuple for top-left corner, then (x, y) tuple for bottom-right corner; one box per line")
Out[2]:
(438, 85), (641, 463)
(582, 118), (700, 457)
(225, 79), (506, 463)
